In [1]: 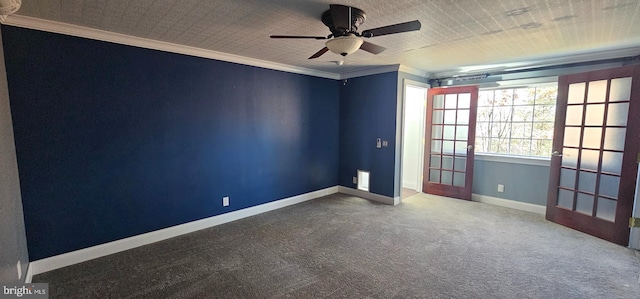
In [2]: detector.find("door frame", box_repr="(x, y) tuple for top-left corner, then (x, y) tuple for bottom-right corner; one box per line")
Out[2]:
(400, 79), (429, 194)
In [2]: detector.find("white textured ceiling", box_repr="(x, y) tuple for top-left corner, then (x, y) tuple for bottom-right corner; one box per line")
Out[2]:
(10, 0), (640, 76)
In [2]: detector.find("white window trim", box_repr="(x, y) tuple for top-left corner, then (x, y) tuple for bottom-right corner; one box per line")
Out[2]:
(474, 152), (551, 167)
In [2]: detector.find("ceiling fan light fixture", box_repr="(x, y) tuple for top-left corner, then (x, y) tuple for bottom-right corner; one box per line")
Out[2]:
(325, 35), (364, 56)
(0, 0), (21, 22)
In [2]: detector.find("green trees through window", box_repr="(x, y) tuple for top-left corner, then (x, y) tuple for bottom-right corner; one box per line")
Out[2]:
(476, 85), (558, 157)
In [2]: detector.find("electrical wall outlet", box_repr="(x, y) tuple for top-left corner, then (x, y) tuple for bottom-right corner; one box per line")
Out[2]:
(223, 196), (229, 207)
(497, 184), (504, 193)
(353, 176), (357, 184)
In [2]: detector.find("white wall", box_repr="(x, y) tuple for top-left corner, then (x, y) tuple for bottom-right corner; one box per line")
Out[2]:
(402, 85), (426, 191)
(0, 29), (30, 283)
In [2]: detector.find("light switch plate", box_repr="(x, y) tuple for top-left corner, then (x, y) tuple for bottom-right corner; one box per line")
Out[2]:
(223, 196), (229, 207)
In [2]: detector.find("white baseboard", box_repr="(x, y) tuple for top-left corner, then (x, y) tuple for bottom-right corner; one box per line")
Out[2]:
(471, 194), (546, 215)
(24, 263), (33, 283)
(25, 186), (339, 282)
(338, 186), (400, 206)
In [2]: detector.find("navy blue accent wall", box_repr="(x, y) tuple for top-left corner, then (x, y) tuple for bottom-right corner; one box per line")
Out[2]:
(339, 72), (398, 197)
(2, 26), (339, 260)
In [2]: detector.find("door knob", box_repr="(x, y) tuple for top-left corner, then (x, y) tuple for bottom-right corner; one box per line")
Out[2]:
(552, 151), (563, 157)
(467, 145), (474, 151)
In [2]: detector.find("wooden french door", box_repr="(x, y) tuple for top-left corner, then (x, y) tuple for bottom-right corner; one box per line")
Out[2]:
(422, 86), (478, 200)
(546, 65), (640, 245)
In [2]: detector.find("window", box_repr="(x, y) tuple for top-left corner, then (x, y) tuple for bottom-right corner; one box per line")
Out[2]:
(476, 85), (557, 157)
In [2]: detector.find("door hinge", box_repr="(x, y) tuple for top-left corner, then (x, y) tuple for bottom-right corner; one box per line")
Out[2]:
(630, 217), (640, 228)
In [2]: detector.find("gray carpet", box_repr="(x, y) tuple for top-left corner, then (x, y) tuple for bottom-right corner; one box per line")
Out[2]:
(34, 193), (640, 298)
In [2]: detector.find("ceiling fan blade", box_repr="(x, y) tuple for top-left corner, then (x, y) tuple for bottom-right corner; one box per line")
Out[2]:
(362, 20), (421, 38)
(329, 4), (351, 30)
(270, 35), (327, 40)
(359, 41), (386, 54)
(309, 47), (329, 59)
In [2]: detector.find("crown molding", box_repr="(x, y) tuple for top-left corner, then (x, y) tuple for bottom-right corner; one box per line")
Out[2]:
(398, 64), (429, 78)
(430, 46), (640, 79)
(340, 64), (401, 79)
(338, 64), (430, 80)
(3, 14), (341, 80)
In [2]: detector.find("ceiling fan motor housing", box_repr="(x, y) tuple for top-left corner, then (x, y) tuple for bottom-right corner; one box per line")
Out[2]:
(321, 5), (366, 37)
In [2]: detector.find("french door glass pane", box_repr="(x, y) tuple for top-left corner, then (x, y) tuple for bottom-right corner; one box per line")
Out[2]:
(582, 127), (602, 149)
(432, 125), (443, 138)
(443, 125), (455, 139)
(565, 105), (583, 126)
(599, 174), (620, 199)
(579, 149), (599, 171)
(454, 157), (466, 171)
(432, 110), (444, 124)
(442, 156), (453, 170)
(444, 110), (456, 124)
(557, 189), (574, 209)
(559, 169), (576, 188)
(606, 103), (629, 126)
(586, 80), (607, 103)
(576, 193), (594, 215)
(432, 140), (442, 153)
(456, 126), (468, 140)
(457, 110), (470, 124)
(434, 95), (445, 108)
(453, 172), (465, 187)
(601, 151), (623, 174)
(443, 141), (454, 153)
(568, 83), (586, 104)
(561, 148), (579, 168)
(458, 93), (471, 108)
(429, 170), (440, 182)
(603, 128), (626, 151)
(609, 77), (632, 102)
(430, 155), (441, 168)
(445, 94), (457, 109)
(564, 127), (581, 147)
(584, 104), (605, 126)
(441, 170), (453, 185)
(578, 171), (597, 193)
(455, 141), (467, 155)
(596, 198), (617, 222)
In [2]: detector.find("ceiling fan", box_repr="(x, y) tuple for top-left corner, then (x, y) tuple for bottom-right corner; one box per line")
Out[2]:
(270, 4), (421, 59)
